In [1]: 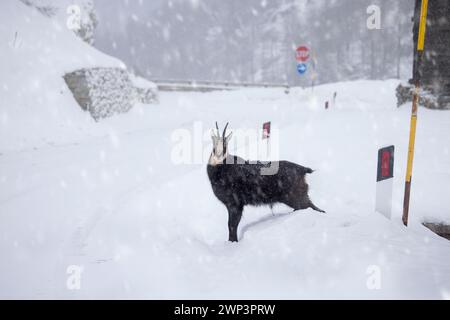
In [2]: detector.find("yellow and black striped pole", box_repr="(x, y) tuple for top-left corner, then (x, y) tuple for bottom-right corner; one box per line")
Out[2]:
(403, 0), (428, 226)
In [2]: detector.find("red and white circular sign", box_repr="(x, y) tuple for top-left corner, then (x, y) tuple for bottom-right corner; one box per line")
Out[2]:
(296, 46), (310, 62)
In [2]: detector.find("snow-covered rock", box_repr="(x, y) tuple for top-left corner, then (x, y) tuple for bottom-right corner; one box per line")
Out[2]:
(130, 74), (159, 105)
(64, 68), (135, 120)
(64, 69), (159, 120)
(396, 82), (450, 110)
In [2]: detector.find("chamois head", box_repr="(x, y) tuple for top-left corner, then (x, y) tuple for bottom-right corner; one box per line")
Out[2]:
(209, 122), (233, 166)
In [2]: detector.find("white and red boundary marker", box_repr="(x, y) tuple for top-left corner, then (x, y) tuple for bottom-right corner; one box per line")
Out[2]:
(375, 146), (395, 219)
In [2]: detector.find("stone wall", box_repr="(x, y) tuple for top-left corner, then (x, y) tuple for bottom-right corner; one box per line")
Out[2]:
(396, 82), (450, 110)
(64, 68), (158, 120)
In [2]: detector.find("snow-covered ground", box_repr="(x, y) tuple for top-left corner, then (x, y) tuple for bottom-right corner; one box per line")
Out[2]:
(1, 0), (450, 300)
(1, 80), (450, 299)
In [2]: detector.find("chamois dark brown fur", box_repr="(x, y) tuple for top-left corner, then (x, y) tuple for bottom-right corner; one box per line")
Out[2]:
(207, 123), (325, 242)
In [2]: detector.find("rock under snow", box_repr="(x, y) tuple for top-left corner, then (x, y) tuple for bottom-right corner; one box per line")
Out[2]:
(130, 74), (159, 105)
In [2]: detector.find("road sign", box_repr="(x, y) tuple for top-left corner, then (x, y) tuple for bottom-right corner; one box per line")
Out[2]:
(297, 63), (307, 75)
(296, 46), (310, 62)
(376, 146), (395, 219)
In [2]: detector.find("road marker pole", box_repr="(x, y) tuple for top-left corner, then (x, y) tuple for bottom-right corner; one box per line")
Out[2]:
(262, 122), (271, 160)
(402, 0), (428, 226)
(376, 146), (395, 219)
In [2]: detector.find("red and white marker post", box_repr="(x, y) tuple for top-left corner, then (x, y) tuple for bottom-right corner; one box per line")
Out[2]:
(375, 146), (395, 219)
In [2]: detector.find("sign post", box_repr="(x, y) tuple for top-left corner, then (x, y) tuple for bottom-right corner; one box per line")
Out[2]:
(402, 0), (428, 226)
(311, 49), (318, 91)
(296, 45), (310, 77)
(376, 146), (395, 219)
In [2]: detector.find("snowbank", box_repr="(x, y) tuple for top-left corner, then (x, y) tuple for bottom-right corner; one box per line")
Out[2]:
(130, 74), (158, 90)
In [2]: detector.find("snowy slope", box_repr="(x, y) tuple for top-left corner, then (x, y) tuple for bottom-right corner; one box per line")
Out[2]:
(0, 0), (125, 152)
(1, 76), (450, 299)
(20, 0), (98, 45)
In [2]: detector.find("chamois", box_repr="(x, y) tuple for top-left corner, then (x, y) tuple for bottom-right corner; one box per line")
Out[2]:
(207, 122), (325, 242)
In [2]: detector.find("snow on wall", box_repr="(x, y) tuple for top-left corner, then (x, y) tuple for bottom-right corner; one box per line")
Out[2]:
(130, 74), (159, 104)
(64, 68), (158, 120)
(64, 68), (133, 120)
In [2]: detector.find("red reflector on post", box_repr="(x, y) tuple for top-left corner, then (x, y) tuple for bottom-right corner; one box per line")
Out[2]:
(381, 151), (391, 177)
(377, 146), (395, 182)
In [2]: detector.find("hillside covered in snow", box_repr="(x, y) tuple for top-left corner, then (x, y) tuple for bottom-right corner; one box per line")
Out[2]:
(0, 0), (156, 152)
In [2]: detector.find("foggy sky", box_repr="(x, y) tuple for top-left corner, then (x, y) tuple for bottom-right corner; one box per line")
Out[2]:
(93, 0), (414, 85)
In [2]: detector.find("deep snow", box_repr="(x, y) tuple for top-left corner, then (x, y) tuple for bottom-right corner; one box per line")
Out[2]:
(1, 0), (450, 300)
(1, 80), (450, 299)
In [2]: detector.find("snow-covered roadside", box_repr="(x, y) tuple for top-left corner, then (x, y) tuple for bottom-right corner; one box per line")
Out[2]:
(1, 78), (450, 299)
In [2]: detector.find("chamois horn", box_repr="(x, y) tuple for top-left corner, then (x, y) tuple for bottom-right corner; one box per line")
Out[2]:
(222, 122), (229, 138)
(215, 122), (220, 137)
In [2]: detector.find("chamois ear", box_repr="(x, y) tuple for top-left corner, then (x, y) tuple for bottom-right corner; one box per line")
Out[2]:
(210, 129), (219, 143)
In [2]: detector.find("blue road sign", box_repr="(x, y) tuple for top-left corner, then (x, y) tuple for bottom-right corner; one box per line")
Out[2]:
(297, 63), (307, 75)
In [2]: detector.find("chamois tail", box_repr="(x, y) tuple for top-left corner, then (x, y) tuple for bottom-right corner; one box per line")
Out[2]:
(304, 167), (314, 174)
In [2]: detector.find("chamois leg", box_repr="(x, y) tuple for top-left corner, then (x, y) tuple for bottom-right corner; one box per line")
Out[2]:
(227, 205), (243, 242)
(309, 200), (326, 213)
(284, 194), (325, 213)
(283, 192), (310, 211)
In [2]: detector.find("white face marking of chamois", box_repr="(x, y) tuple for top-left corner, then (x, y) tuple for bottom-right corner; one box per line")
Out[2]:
(209, 122), (233, 166)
